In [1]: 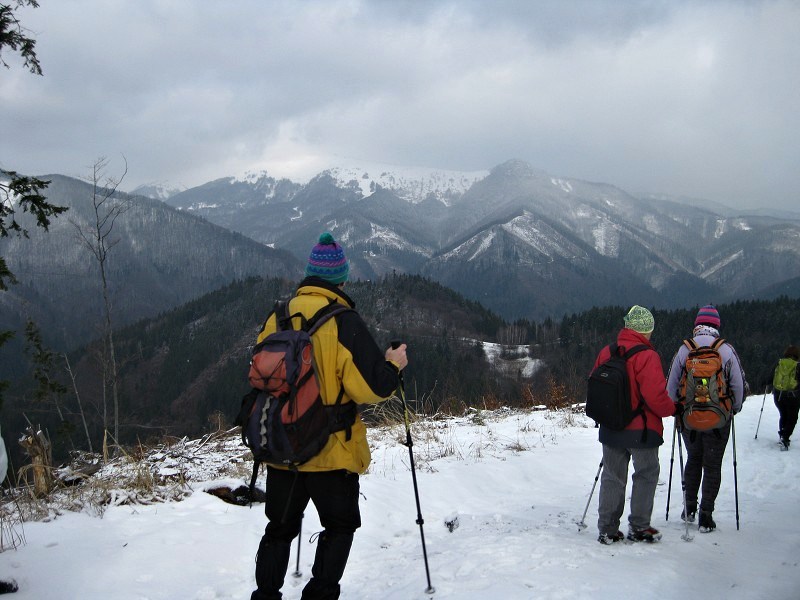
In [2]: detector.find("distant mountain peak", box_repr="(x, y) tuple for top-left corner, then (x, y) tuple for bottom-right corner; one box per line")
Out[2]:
(323, 162), (489, 205)
(131, 182), (187, 201)
(232, 169), (298, 186)
(490, 159), (549, 179)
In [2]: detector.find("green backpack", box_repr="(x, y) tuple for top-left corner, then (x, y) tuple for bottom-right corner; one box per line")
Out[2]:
(773, 358), (799, 392)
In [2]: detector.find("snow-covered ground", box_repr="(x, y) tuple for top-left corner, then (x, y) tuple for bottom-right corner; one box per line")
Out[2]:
(1, 393), (798, 599)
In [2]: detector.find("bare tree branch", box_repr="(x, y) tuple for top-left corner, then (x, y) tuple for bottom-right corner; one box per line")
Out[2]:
(70, 157), (129, 450)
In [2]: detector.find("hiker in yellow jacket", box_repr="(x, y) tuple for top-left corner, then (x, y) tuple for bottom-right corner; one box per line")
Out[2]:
(250, 232), (407, 600)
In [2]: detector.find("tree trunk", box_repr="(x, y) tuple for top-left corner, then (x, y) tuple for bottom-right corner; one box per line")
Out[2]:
(64, 354), (93, 454)
(19, 427), (53, 497)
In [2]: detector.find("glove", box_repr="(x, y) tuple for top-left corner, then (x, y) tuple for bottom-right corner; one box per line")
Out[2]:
(673, 402), (684, 418)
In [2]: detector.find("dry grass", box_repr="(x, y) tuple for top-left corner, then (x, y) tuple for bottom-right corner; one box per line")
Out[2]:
(1, 395), (591, 535)
(0, 428), (250, 526)
(0, 493), (26, 552)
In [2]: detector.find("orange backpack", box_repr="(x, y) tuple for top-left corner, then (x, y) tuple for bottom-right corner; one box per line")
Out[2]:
(679, 338), (731, 431)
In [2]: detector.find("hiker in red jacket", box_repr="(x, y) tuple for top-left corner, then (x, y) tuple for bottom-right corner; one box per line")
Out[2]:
(593, 305), (679, 544)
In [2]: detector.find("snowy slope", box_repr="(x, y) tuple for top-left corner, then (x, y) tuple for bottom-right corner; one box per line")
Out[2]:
(1, 394), (797, 599)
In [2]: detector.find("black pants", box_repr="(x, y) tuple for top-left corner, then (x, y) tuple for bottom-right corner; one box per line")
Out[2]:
(682, 422), (730, 514)
(251, 467), (361, 600)
(774, 390), (800, 440)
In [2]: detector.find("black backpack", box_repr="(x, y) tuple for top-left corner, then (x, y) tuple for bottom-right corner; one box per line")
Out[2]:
(235, 300), (358, 492)
(586, 343), (648, 430)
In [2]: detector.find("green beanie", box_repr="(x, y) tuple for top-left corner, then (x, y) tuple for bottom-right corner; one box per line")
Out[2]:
(624, 305), (654, 334)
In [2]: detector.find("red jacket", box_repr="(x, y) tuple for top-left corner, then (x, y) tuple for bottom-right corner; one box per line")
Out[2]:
(592, 328), (677, 447)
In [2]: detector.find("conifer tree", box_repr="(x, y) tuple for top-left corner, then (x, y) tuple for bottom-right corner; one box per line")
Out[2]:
(1, 0), (67, 408)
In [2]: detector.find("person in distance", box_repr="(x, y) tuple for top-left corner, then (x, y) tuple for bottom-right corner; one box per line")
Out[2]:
(771, 345), (799, 450)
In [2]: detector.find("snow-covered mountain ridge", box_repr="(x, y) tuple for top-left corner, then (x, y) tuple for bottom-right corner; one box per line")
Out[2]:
(139, 159), (800, 320)
(324, 163), (489, 205)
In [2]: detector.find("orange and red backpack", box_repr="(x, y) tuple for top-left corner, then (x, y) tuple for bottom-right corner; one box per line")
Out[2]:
(678, 338), (731, 431)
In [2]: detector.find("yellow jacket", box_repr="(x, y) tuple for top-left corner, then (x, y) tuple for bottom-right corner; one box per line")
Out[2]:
(256, 278), (400, 473)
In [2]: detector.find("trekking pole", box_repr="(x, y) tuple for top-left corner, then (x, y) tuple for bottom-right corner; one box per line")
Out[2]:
(292, 514), (303, 578)
(576, 459), (602, 531)
(392, 341), (435, 595)
(676, 428), (693, 542)
(754, 386), (770, 439)
(666, 419), (677, 521)
(731, 416), (740, 531)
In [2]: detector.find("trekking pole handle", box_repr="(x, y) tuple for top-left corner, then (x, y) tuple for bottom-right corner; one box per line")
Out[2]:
(390, 339), (406, 384)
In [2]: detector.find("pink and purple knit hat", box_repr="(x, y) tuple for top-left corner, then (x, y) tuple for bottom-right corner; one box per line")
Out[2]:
(305, 232), (350, 284)
(695, 304), (721, 329)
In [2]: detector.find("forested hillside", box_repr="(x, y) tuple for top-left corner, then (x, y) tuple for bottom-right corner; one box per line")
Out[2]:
(0, 174), (300, 369)
(4, 271), (797, 467)
(2, 274), (520, 464)
(530, 296), (800, 404)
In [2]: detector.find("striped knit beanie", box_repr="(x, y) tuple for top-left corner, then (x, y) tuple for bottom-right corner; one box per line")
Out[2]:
(305, 232), (350, 284)
(623, 305), (654, 334)
(695, 304), (721, 329)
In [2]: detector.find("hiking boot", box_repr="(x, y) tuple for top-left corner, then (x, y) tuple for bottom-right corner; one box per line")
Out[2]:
(699, 511), (716, 532)
(597, 531), (625, 545)
(627, 527), (662, 543)
(0, 579), (18, 594)
(780, 438), (790, 451)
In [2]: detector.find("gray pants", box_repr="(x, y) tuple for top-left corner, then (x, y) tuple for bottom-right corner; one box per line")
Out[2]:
(597, 444), (660, 535)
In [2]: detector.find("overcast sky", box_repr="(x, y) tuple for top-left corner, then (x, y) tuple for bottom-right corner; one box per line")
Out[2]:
(1, 0), (798, 210)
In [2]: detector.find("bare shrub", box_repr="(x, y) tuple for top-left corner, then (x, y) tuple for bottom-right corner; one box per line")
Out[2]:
(481, 392), (504, 412)
(1, 428), (250, 524)
(0, 491), (26, 551)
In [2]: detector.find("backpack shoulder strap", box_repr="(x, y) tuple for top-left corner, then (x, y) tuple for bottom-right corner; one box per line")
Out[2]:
(683, 338), (698, 351)
(306, 301), (356, 427)
(306, 301), (353, 335)
(620, 343), (650, 443)
(607, 342), (647, 360)
(281, 298), (348, 333)
(274, 299), (291, 331)
(623, 344), (649, 359)
(711, 338), (726, 351)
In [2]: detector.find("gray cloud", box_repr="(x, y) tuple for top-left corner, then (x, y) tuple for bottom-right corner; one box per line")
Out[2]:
(1, 0), (798, 210)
